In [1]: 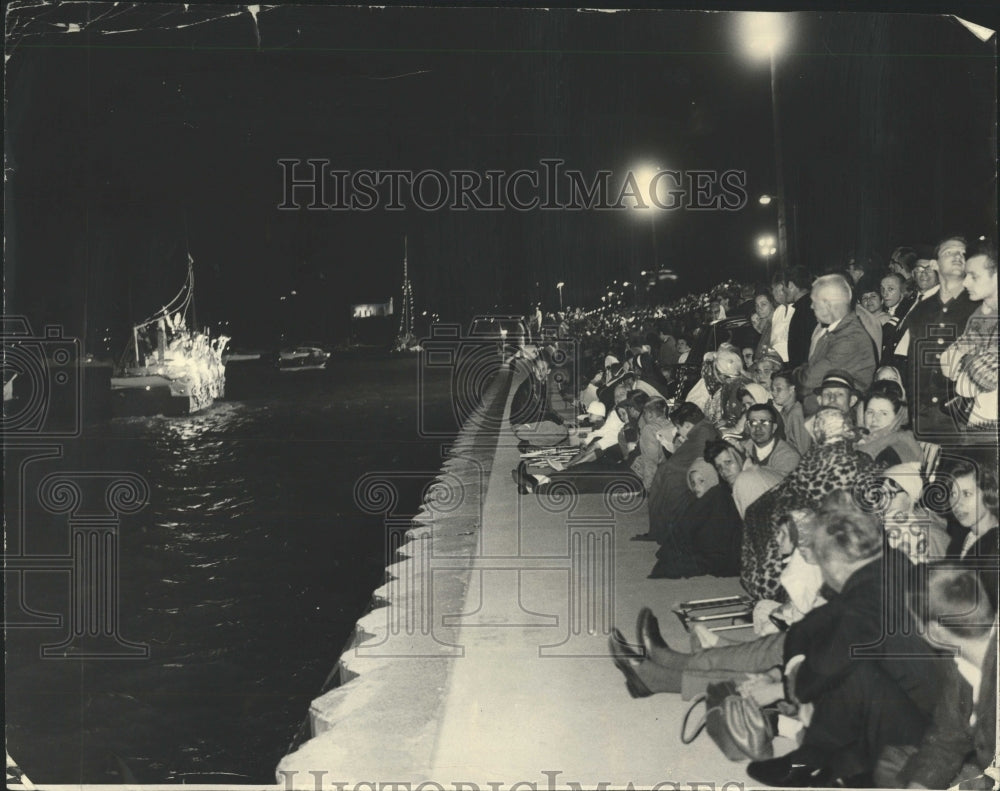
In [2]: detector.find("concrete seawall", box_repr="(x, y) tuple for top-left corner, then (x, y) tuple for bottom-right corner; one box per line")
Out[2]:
(278, 361), (759, 789)
(278, 363), (515, 785)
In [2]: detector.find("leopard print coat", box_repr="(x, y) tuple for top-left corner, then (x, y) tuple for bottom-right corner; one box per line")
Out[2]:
(740, 439), (880, 602)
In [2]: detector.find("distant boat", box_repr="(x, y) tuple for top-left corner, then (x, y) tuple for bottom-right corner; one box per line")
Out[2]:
(111, 257), (229, 416)
(276, 345), (330, 372)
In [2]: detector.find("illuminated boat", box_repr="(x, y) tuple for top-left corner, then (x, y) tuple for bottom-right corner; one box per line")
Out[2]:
(276, 345), (330, 371)
(111, 258), (229, 416)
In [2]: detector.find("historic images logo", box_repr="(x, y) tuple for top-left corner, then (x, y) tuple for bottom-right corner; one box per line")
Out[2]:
(278, 159), (748, 212)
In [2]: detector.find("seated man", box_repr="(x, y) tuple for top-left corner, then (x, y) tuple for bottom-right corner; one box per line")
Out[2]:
(803, 370), (862, 441)
(631, 397), (672, 492)
(510, 354), (569, 448)
(511, 391), (649, 496)
(611, 492), (947, 786)
(747, 501), (946, 786)
(639, 402), (721, 543)
(741, 402), (801, 476)
(876, 565), (997, 789)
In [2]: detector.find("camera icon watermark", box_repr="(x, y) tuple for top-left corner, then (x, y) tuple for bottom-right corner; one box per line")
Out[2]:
(2, 316), (82, 438)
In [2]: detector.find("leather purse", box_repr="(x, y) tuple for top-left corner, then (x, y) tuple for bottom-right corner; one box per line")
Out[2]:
(681, 680), (776, 762)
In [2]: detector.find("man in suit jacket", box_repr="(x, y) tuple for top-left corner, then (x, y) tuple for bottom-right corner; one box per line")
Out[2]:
(783, 266), (817, 368)
(795, 274), (877, 415)
(748, 500), (947, 787)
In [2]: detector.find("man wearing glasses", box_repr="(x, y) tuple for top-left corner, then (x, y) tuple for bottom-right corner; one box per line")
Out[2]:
(741, 402), (801, 476)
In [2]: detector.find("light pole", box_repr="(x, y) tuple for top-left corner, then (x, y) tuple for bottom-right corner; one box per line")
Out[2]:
(556, 281), (565, 310)
(741, 13), (790, 268)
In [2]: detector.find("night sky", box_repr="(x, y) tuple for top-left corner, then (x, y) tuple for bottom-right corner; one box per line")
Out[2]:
(5, 3), (997, 349)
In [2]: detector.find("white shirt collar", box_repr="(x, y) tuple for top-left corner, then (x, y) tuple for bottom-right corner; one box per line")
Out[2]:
(754, 438), (776, 460)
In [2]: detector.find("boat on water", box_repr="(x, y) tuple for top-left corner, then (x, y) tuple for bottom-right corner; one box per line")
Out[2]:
(111, 257), (229, 417)
(276, 345), (330, 371)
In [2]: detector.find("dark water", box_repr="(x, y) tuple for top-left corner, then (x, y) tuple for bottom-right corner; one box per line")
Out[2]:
(4, 355), (461, 784)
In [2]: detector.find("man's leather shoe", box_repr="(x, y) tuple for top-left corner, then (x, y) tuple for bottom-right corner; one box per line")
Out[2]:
(746, 751), (832, 787)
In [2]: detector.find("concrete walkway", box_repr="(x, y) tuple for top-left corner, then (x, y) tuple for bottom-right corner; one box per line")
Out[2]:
(279, 365), (778, 789)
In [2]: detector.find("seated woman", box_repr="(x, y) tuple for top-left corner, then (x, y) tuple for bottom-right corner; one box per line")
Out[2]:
(740, 406), (879, 602)
(700, 347), (753, 430)
(749, 289), (777, 354)
(750, 349), (784, 395)
(856, 380), (921, 466)
(876, 462), (950, 564)
(647, 459), (741, 579)
(722, 382), (771, 438)
(945, 458), (999, 610)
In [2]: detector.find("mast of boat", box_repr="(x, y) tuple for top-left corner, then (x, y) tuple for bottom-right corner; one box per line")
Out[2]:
(398, 236), (414, 341)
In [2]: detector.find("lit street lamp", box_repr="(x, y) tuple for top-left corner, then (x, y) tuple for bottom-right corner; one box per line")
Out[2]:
(757, 234), (778, 277)
(556, 281), (565, 309)
(740, 13), (791, 268)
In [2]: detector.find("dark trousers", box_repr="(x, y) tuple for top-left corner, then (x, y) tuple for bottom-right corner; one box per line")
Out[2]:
(803, 660), (930, 777)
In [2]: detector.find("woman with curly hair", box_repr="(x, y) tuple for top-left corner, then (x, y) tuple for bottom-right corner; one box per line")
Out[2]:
(740, 406), (879, 602)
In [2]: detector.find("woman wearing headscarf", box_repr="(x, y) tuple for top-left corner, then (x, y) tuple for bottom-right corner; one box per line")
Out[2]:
(722, 381), (772, 437)
(648, 458), (742, 579)
(702, 347), (752, 428)
(856, 380), (922, 467)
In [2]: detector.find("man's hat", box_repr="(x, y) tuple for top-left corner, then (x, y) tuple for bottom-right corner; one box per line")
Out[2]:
(813, 370), (862, 396)
(586, 401), (607, 418)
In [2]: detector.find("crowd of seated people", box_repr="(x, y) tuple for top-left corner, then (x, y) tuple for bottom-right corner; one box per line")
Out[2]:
(506, 237), (996, 787)
(605, 239), (1000, 786)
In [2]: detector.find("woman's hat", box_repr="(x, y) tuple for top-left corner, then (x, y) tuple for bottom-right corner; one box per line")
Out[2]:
(882, 462), (924, 502)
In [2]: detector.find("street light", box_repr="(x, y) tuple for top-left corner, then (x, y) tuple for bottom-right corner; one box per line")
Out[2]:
(740, 13), (791, 268)
(556, 281), (565, 309)
(629, 163), (669, 302)
(757, 234), (778, 277)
